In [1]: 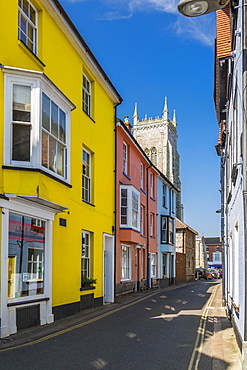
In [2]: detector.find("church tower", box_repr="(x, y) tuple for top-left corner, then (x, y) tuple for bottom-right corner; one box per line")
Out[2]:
(132, 98), (183, 221)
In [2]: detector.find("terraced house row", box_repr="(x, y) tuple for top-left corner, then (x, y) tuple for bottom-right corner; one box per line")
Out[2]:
(0, 0), (179, 338)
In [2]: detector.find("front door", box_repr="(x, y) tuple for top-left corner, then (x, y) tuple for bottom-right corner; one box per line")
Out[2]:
(104, 234), (114, 303)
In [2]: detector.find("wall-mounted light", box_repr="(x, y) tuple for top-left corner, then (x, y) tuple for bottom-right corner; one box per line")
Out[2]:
(177, 0), (230, 17)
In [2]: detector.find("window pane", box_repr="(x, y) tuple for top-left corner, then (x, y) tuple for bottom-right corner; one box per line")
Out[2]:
(49, 136), (56, 172)
(57, 143), (64, 177)
(13, 84), (31, 122)
(42, 131), (48, 168)
(59, 109), (66, 142)
(12, 124), (30, 161)
(8, 213), (45, 298)
(42, 93), (50, 131)
(51, 101), (58, 138)
(23, 0), (29, 16)
(30, 5), (36, 24)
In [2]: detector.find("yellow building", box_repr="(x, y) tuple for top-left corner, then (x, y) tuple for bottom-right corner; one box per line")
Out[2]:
(0, 0), (122, 337)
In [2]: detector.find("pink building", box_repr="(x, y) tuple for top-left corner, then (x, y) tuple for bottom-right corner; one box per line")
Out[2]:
(116, 118), (158, 296)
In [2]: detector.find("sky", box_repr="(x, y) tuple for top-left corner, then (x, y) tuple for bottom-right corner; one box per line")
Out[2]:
(60, 0), (220, 237)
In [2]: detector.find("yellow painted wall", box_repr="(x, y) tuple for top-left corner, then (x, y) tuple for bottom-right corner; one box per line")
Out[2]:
(0, 0), (120, 307)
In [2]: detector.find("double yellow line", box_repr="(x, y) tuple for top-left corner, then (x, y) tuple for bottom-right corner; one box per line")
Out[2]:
(0, 291), (159, 352)
(187, 283), (219, 370)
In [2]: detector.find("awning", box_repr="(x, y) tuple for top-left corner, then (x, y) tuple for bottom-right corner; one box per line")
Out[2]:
(4, 194), (68, 213)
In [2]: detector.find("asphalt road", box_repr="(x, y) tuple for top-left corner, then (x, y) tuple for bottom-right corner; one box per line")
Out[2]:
(0, 280), (220, 370)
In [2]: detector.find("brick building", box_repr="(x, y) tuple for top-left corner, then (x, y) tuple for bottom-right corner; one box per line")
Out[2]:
(176, 219), (198, 283)
(204, 237), (222, 269)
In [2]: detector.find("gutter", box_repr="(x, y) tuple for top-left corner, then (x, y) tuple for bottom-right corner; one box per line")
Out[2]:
(146, 165), (152, 289)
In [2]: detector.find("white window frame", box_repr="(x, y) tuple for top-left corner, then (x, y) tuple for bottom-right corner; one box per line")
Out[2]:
(213, 252), (222, 262)
(150, 252), (156, 278)
(82, 149), (91, 203)
(150, 212), (154, 237)
(140, 205), (144, 236)
(120, 185), (140, 231)
(161, 216), (174, 245)
(121, 245), (131, 281)
(162, 184), (167, 208)
(82, 231), (91, 279)
(18, 0), (38, 55)
(123, 142), (128, 175)
(150, 172), (154, 198)
(140, 163), (144, 189)
(161, 216), (168, 243)
(4, 69), (73, 182)
(0, 196), (55, 337)
(82, 74), (91, 116)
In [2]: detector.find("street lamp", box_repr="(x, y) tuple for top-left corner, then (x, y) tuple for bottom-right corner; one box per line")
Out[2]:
(177, 0), (230, 16)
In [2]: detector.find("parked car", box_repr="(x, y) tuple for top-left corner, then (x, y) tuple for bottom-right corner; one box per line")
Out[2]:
(209, 268), (220, 279)
(195, 268), (213, 280)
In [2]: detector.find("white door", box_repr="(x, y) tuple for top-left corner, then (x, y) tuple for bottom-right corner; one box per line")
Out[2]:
(104, 234), (114, 303)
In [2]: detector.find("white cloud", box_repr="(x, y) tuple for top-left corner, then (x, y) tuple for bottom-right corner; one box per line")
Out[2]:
(64, 0), (215, 46)
(172, 15), (215, 46)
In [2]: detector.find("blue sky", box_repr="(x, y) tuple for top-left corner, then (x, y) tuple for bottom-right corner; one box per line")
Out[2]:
(60, 0), (220, 237)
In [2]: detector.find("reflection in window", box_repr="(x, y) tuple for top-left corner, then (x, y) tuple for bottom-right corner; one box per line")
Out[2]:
(82, 150), (91, 202)
(8, 213), (45, 299)
(42, 92), (66, 177)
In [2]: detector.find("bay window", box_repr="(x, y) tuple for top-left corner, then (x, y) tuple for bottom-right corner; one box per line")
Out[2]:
(4, 70), (74, 182)
(120, 185), (140, 231)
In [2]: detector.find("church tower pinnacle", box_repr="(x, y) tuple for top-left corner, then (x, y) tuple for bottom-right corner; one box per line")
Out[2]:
(133, 102), (139, 127)
(163, 97), (169, 121)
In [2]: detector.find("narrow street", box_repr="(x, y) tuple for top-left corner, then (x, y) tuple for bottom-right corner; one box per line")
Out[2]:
(0, 281), (241, 369)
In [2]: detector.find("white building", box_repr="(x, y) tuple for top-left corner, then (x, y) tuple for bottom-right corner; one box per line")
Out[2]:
(214, 3), (247, 365)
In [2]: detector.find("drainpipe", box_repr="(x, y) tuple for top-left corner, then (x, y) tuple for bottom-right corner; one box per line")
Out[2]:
(113, 106), (121, 300)
(220, 151), (226, 306)
(146, 165), (151, 289)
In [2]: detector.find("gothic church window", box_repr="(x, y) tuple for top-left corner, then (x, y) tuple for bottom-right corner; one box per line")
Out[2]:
(151, 147), (157, 166)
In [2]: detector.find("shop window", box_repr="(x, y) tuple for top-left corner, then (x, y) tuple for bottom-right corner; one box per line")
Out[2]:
(8, 213), (45, 298)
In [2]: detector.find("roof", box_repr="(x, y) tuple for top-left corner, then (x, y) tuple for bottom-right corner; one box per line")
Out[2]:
(204, 237), (221, 245)
(51, 0), (122, 105)
(176, 218), (198, 235)
(117, 119), (180, 193)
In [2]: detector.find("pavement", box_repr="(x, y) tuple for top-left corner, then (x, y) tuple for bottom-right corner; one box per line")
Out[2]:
(0, 281), (242, 369)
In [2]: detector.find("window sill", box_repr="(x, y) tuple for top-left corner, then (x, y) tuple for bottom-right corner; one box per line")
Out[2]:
(80, 286), (96, 291)
(7, 296), (50, 307)
(140, 188), (146, 194)
(82, 200), (95, 207)
(120, 280), (132, 283)
(2, 166), (72, 188)
(120, 227), (140, 233)
(123, 172), (131, 180)
(150, 236), (156, 239)
(150, 197), (156, 201)
(18, 40), (46, 68)
(82, 110), (96, 123)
